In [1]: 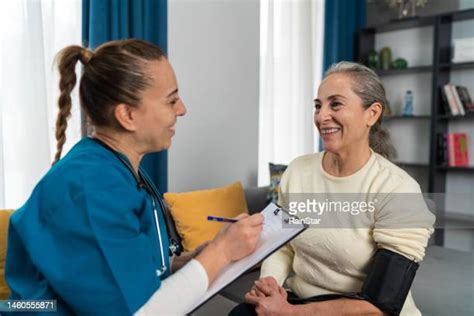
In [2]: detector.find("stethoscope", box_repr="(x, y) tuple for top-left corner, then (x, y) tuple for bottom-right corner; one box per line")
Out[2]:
(91, 138), (181, 277)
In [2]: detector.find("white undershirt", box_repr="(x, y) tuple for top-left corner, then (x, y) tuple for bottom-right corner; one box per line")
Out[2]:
(134, 259), (209, 316)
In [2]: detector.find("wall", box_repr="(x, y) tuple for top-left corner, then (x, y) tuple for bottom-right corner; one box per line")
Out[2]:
(168, 0), (260, 192)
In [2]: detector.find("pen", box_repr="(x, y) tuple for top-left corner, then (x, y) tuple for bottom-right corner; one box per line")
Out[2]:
(207, 216), (238, 223)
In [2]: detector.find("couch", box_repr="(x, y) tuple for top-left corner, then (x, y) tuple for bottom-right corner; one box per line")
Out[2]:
(1, 188), (472, 315)
(191, 187), (474, 316)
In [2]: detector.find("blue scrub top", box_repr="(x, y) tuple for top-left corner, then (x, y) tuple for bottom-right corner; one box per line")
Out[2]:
(5, 138), (171, 315)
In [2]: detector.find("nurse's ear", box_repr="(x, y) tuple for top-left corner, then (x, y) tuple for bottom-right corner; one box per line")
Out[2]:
(113, 103), (138, 132)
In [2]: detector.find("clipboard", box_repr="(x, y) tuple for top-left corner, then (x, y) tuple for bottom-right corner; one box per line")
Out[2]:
(188, 202), (308, 313)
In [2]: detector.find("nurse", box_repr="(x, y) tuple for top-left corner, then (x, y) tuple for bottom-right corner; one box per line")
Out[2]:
(5, 39), (264, 315)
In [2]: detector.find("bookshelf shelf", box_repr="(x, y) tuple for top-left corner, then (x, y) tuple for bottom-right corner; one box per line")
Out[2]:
(384, 115), (431, 121)
(358, 8), (474, 247)
(437, 113), (474, 120)
(376, 65), (433, 76)
(363, 16), (434, 33)
(396, 162), (430, 168)
(435, 166), (474, 172)
(439, 61), (474, 71)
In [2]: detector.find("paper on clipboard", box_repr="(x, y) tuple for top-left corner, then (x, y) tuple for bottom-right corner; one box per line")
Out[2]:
(189, 202), (307, 313)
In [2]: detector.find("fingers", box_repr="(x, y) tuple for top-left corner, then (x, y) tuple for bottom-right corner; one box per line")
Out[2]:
(260, 276), (279, 289)
(279, 287), (287, 297)
(254, 287), (266, 297)
(245, 292), (261, 305)
(234, 213), (250, 220)
(254, 281), (275, 296)
(243, 213), (264, 226)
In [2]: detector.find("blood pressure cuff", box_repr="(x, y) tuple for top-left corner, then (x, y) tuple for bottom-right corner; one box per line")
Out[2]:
(358, 248), (419, 316)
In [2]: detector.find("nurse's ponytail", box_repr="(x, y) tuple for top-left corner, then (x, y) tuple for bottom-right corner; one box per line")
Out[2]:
(53, 46), (92, 165)
(52, 40), (165, 165)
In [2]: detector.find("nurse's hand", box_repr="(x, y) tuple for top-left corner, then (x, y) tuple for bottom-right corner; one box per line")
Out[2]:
(215, 213), (264, 262)
(195, 213), (263, 285)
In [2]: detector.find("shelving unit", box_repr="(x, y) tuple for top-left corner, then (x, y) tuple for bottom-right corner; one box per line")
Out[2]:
(383, 115), (432, 121)
(358, 8), (474, 246)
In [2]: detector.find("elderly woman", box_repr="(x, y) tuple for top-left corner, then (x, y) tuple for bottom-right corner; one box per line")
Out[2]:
(234, 62), (435, 316)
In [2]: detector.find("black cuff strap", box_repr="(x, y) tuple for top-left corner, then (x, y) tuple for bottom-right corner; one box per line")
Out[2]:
(358, 249), (419, 316)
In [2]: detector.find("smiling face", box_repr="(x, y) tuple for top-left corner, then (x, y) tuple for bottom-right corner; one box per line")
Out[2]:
(314, 73), (377, 155)
(132, 59), (186, 153)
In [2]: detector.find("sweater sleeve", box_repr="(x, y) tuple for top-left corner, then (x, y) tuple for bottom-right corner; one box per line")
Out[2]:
(373, 177), (435, 262)
(260, 168), (295, 285)
(260, 244), (295, 286)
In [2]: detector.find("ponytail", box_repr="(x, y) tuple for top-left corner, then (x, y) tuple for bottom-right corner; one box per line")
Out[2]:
(53, 46), (92, 165)
(52, 39), (166, 165)
(369, 123), (397, 160)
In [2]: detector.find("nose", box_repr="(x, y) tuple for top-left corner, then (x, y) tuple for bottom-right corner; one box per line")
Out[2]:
(315, 105), (332, 125)
(176, 99), (187, 116)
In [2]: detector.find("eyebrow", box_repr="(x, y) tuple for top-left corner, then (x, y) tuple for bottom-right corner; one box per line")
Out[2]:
(314, 94), (347, 103)
(166, 88), (179, 98)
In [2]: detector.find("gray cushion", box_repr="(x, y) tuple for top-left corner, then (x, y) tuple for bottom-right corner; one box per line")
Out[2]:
(192, 294), (238, 315)
(220, 270), (260, 302)
(244, 186), (270, 214)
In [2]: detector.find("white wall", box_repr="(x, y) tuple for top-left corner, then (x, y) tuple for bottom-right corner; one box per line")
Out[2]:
(168, 0), (259, 192)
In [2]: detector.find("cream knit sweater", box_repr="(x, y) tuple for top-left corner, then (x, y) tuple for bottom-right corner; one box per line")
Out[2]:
(260, 150), (435, 316)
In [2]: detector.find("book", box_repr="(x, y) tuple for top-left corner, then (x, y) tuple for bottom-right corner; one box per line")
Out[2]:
(450, 84), (465, 115)
(443, 84), (460, 115)
(436, 133), (447, 165)
(447, 133), (455, 166)
(456, 86), (474, 113)
(453, 133), (469, 167)
(440, 87), (452, 115)
(446, 133), (469, 167)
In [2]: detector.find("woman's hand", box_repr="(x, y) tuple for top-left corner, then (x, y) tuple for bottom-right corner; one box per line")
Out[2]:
(247, 276), (280, 297)
(244, 278), (294, 316)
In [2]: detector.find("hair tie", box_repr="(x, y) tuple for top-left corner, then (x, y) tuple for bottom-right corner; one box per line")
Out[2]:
(81, 48), (93, 64)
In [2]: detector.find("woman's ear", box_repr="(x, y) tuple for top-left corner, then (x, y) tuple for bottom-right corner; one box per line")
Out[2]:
(366, 102), (383, 127)
(113, 103), (138, 131)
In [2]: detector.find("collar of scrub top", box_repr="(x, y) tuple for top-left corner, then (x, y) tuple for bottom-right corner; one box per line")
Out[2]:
(90, 137), (182, 277)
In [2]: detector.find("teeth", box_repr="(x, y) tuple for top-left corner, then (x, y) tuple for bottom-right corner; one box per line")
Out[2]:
(321, 128), (340, 135)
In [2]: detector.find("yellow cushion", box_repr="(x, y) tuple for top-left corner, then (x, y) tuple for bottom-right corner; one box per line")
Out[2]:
(0, 209), (14, 299)
(164, 182), (248, 251)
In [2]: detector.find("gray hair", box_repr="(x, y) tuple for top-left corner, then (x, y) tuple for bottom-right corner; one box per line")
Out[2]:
(324, 61), (397, 160)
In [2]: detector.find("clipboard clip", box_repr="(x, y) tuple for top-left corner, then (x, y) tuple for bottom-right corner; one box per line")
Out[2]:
(273, 208), (281, 215)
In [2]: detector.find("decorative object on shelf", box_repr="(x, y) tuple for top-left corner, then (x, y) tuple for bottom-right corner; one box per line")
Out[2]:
(392, 57), (408, 69)
(379, 47), (392, 70)
(367, 49), (379, 69)
(402, 90), (414, 116)
(452, 37), (474, 63)
(386, 0), (429, 20)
